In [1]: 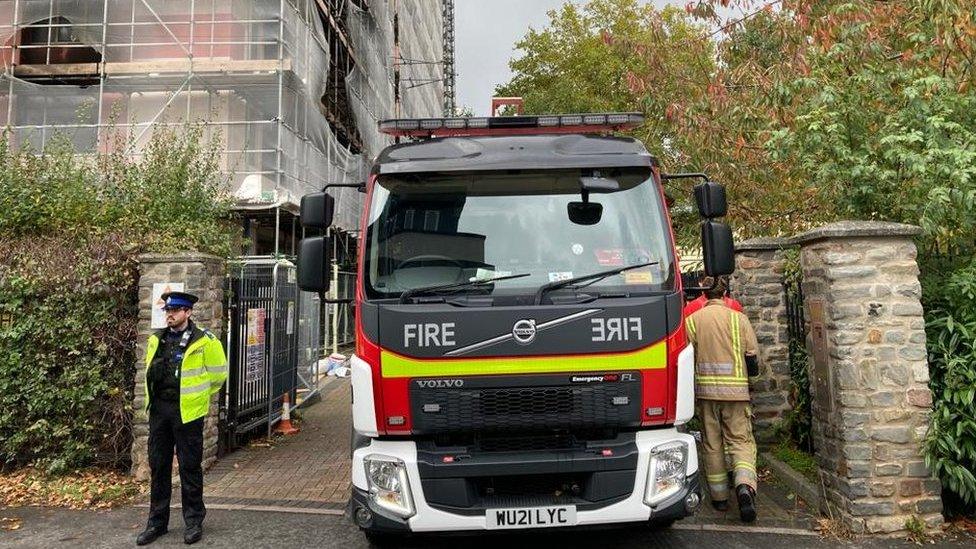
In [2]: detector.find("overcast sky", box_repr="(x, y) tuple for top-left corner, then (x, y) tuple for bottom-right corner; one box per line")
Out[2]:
(455, 0), (682, 115)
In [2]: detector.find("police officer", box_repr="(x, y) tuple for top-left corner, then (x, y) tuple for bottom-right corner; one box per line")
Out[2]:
(137, 291), (227, 545)
(684, 276), (761, 522)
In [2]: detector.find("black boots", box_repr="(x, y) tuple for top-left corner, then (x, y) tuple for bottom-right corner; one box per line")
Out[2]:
(184, 524), (203, 545)
(736, 484), (757, 523)
(136, 525), (167, 545)
(711, 499), (729, 512)
(135, 524), (202, 545)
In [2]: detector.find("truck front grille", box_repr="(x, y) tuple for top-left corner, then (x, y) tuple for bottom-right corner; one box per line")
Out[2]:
(409, 372), (642, 434)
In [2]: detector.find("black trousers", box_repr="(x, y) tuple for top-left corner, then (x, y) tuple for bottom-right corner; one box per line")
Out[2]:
(147, 399), (206, 528)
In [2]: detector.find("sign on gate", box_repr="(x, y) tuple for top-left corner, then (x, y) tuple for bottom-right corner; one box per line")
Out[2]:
(245, 308), (266, 382)
(286, 301), (295, 335)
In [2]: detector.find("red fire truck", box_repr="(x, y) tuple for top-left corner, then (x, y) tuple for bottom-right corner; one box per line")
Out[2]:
(297, 113), (735, 540)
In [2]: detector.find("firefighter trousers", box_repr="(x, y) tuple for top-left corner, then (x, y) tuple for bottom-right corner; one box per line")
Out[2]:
(696, 399), (757, 502)
(147, 399), (206, 529)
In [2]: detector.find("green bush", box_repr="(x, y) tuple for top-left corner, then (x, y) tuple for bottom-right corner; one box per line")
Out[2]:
(922, 260), (976, 514)
(0, 127), (238, 473)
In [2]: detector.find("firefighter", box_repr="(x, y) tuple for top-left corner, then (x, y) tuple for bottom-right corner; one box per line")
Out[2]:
(684, 276), (761, 522)
(137, 291), (227, 546)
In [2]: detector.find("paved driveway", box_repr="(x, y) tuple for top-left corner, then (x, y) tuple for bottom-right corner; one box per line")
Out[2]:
(199, 376), (351, 513)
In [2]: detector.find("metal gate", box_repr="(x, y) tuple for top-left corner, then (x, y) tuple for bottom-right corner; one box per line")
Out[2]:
(784, 271), (813, 452)
(219, 257), (322, 454)
(324, 269), (356, 354)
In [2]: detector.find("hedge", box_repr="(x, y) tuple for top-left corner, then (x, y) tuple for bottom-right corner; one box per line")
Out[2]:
(0, 128), (238, 473)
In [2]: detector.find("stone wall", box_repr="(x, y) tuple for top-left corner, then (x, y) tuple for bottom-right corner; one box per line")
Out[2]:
(731, 237), (793, 444)
(131, 253), (225, 481)
(794, 222), (942, 533)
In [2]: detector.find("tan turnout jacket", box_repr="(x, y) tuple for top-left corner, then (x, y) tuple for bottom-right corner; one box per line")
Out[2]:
(685, 299), (759, 401)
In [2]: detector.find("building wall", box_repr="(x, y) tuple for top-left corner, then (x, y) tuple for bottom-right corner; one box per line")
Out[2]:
(0, 0), (445, 230)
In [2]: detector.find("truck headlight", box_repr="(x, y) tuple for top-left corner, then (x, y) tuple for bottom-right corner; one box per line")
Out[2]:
(364, 454), (415, 518)
(644, 441), (688, 506)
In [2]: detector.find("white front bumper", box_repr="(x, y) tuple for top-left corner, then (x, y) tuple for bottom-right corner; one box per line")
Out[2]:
(351, 428), (698, 532)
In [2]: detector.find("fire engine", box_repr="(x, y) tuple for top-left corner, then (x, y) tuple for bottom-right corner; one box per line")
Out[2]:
(297, 112), (735, 540)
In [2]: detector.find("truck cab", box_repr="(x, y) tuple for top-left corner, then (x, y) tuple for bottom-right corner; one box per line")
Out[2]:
(297, 113), (735, 539)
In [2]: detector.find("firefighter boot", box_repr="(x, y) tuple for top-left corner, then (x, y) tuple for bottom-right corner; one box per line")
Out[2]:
(736, 484), (757, 523)
(711, 499), (729, 512)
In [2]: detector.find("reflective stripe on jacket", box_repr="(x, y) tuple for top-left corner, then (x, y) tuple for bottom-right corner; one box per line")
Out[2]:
(145, 322), (228, 424)
(685, 299), (759, 401)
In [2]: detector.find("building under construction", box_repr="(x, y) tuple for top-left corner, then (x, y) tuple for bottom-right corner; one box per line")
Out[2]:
(0, 0), (454, 252)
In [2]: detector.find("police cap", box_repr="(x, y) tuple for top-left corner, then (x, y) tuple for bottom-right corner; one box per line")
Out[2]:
(161, 291), (199, 310)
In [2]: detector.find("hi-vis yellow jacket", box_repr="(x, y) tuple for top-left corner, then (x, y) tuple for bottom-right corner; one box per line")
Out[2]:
(144, 322), (228, 423)
(685, 299), (759, 401)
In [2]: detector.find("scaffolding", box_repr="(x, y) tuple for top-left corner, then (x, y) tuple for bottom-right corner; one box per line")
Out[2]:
(0, 0), (445, 237)
(440, 0), (454, 115)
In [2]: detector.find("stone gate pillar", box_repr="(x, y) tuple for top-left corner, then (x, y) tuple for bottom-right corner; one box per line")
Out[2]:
(794, 222), (942, 533)
(131, 253), (225, 480)
(731, 237), (793, 444)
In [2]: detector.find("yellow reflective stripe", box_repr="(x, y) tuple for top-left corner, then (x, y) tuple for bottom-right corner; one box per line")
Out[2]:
(180, 381), (210, 396)
(731, 313), (742, 377)
(380, 341), (666, 378)
(696, 373), (751, 381)
(207, 364), (229, 375)
(182, 366), (206, 378)
(685, 317), (696, 338)
(734, 461), (756, 472)
(695, 378), (750, 386)
(706, 473), (728, 482)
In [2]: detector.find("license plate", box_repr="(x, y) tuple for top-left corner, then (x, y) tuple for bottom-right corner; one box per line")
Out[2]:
(486, 505), (578, 530)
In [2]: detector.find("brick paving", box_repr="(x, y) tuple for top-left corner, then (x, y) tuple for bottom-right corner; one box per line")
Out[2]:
(202, 376), (352, 510)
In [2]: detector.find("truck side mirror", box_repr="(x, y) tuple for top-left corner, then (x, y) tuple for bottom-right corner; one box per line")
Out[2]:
(694, 181), (727, 218)
(701, 220), (735, 276)
(298, 236), (333, 292)
(300, 192), (335, 229)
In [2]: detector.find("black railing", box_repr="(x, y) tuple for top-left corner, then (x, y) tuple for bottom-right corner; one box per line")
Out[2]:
(784, 274), (813, 452)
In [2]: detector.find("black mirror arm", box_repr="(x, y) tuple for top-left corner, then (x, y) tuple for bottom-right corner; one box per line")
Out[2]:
(661, 172), (708, 182)
(323, 182), (366, 194)
(320, 295), (354, 304)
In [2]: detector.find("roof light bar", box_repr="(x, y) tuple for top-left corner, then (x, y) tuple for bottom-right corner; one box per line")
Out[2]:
(378, 112), (643, 138)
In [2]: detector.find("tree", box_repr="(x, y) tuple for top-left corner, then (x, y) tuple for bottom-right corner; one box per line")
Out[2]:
(496, 1), (714, 163)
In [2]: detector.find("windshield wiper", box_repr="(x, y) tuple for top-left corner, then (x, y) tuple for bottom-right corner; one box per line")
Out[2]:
(399, 273), (531, 304)
(533, 262), (658, 305)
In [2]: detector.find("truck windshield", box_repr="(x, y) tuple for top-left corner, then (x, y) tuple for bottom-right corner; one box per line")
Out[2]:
(363, 168), (676, 300)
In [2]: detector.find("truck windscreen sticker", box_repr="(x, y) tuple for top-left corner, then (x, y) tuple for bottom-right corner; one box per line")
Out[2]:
(443, 308), (602, 357)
